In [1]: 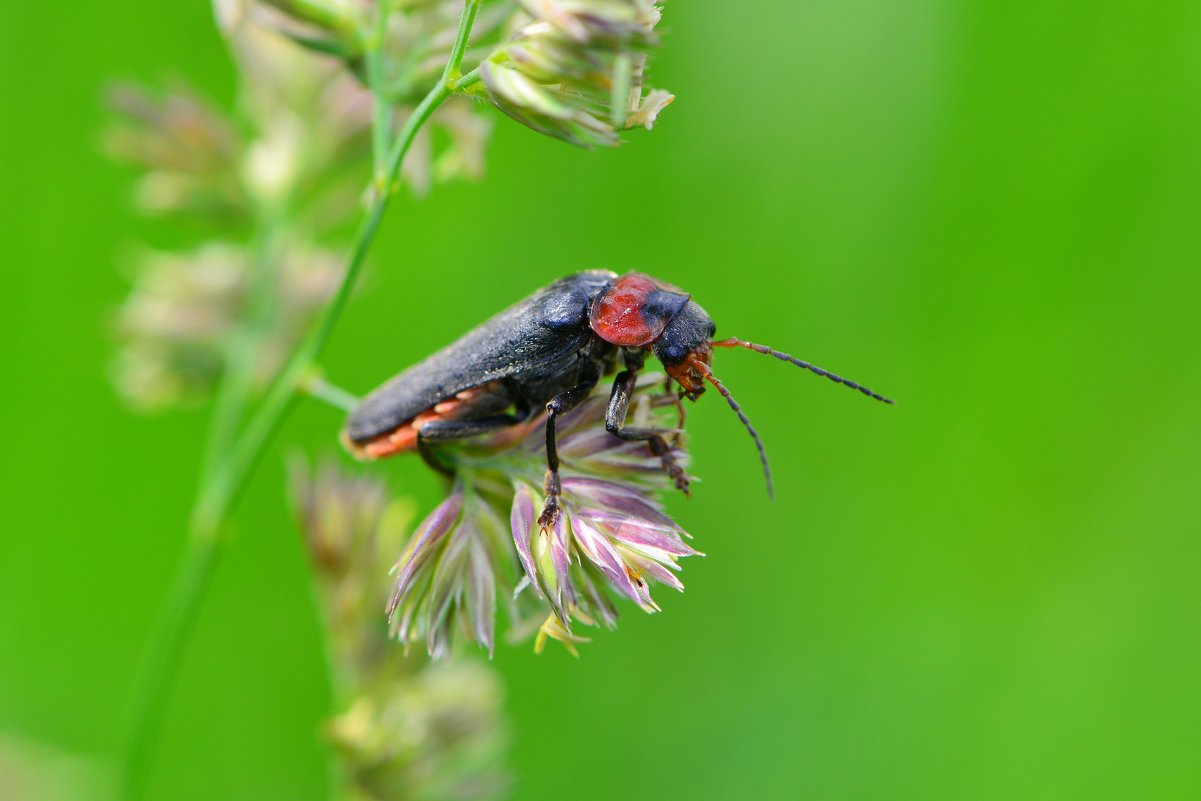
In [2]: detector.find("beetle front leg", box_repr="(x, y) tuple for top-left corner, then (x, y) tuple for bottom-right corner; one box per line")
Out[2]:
(662, 374), (687, 443)
(537, 382), (597, 531)
(606, 369), (691, 495)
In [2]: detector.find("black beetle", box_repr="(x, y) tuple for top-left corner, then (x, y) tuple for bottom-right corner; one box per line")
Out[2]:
(343, 270), (891, 527)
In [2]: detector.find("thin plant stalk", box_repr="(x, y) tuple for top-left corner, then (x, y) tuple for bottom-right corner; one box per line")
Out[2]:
(301, 370), (361, 413)
(121, 3), (483, 798)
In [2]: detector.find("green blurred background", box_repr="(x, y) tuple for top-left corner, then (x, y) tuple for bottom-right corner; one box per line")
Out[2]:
(3, 0), (1201, 799)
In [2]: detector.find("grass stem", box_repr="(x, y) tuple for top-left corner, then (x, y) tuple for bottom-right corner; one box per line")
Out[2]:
(119, 3), (483, 796)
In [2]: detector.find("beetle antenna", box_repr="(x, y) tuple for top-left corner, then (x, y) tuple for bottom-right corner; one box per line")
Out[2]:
(696, 362), (774, 498)
(713, 338), (895, 404)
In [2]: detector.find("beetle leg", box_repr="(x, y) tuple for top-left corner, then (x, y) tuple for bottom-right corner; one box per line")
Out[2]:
(416, 415), (521, 475)
(662, 375), (687, 445)
(606, 369), (691, 496)
(537, 381), (598, 531)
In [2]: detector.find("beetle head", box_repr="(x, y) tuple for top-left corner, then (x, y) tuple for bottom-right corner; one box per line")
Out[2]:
(654, 300), (717, 400)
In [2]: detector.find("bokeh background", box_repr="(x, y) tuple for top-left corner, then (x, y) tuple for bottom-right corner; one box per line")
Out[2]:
(3, 1), (1201, 799)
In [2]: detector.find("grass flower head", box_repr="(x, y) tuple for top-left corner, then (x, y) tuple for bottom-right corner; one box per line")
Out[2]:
(386, 373), (699, 656)
(481, 0), (673, 147)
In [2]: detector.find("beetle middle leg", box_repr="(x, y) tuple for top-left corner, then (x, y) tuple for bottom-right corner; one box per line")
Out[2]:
(608, 366), (690, 495)
(536, 381), (599, 530)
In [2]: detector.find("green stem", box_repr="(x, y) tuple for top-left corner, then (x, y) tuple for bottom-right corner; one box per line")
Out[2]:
(300, 369), (361, 413)
(122, 529), (220, 801)
(442, 0), (482, 82)
(121, 1), (480, 793)
(452, 66), (483, 93)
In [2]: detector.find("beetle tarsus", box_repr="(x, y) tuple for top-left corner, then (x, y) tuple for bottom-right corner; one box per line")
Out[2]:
(649, 435), (691, 496)
(538, 469), (561, 531)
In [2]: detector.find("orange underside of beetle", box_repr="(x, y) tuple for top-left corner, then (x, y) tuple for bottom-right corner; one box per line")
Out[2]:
(348, 385), (497, 460)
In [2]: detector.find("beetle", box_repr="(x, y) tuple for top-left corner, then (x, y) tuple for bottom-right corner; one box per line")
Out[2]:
(342, 270), (892, 528)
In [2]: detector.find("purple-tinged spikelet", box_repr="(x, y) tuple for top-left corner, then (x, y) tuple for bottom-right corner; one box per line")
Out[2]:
(385, 373), (700, 656)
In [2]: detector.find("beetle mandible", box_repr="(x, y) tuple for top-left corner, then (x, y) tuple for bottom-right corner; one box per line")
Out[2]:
(342, 270), (892, 528)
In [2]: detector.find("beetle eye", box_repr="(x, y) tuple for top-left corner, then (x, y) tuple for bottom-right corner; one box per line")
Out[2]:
(663, 343), (686, 363)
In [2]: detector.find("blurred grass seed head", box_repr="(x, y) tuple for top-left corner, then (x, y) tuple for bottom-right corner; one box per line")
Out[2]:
(291, 459), (510, 800)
